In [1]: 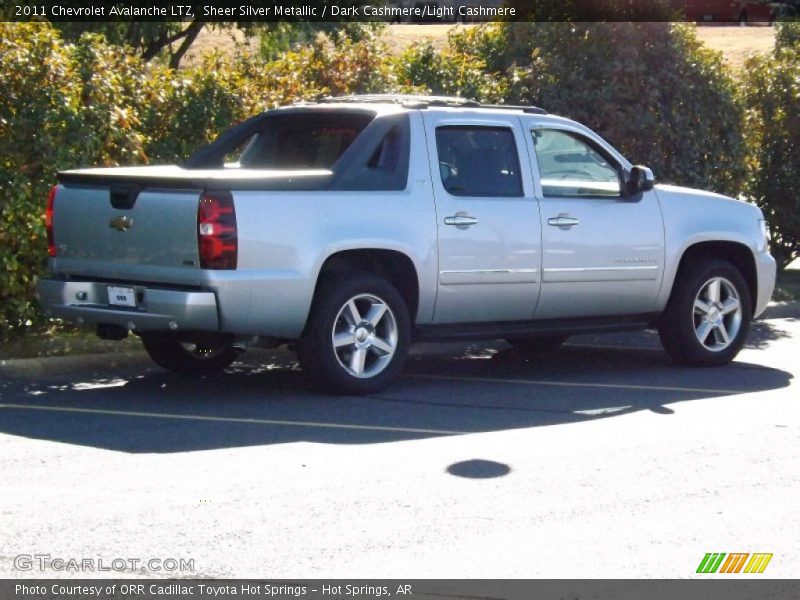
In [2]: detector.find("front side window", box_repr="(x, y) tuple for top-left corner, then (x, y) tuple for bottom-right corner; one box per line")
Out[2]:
(435, 126), (523, 197)
(532, 129), (622, 198)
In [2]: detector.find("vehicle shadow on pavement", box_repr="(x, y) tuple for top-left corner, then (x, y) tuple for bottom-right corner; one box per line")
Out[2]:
(0, 338), (792, 453)
(564, 315), (793, 351)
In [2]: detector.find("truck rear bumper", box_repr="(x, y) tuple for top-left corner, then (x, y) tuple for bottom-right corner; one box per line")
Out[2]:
(37, 279), (219, 332)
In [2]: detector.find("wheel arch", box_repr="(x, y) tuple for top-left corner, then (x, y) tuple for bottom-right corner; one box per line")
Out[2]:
(311, 248), (421, 324)
(668, 241), (757, 313)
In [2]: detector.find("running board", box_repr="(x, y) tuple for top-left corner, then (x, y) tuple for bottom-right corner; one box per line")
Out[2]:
(413, 314), (657, 342)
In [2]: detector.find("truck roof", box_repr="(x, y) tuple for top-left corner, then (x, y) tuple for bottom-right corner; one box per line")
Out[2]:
(294, 94), (549, 116)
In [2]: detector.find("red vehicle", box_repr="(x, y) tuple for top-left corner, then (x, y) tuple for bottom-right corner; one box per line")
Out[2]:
(684, 0), (779, 22)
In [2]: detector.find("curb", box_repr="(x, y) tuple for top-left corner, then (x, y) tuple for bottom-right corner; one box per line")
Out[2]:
(0, 351), (151, 379)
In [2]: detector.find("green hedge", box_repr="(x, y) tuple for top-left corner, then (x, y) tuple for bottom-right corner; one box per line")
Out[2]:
(0, 23), (394, 340)
(397, 23), (746, 197)
(514, 23), (747, 197)
(394, 26), (510, 102)
(742, 22), (800, 270)
(0, 25), (144, 337)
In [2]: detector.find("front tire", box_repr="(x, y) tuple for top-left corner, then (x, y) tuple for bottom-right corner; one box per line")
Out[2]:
(298, 273), (411, 395)
(140, 333), (239, 374)
(658, 259), (752, 366)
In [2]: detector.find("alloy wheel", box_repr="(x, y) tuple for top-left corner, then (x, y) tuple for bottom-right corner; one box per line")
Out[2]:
(692, 276), (742, 352)
(331, 293), (398, 378)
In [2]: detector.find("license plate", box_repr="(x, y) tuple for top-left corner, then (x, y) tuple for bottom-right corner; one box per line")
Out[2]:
(107, 286), (136, 308)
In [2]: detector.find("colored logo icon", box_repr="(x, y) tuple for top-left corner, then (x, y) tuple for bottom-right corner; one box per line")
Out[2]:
(697, 553), (773, 574)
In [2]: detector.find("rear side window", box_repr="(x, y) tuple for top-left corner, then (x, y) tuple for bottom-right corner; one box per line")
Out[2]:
(435, 126), (523, 197)
(328, 113), (411, 191)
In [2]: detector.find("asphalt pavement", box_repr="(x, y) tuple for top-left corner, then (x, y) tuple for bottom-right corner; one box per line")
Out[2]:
(0, 303), (798, 578)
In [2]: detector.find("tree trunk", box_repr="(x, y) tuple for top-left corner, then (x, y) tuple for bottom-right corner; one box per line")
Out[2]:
(169, 22), (205, 69)
(140, 22), (203, 64)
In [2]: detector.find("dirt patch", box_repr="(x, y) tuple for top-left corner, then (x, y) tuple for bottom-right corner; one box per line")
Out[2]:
(183, 23), (776, 73)
(381, 23), (477, 53)
(381, 23), (776, 69)
(693, 23), (776, 70)
(182, 25), (258, 67)
(381, 23), (777, 67)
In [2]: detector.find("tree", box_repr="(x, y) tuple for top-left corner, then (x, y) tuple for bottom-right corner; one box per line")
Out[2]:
(50, 1), (380, 68)
(503, 23), (747, 198)
(52, 21), (207, 69)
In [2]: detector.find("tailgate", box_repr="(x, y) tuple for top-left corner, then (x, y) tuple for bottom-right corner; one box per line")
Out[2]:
(52, 183), (201, 270)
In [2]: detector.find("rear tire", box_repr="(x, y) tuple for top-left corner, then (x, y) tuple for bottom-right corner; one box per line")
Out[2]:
(506, 335), (569, 353)
(658, 258), (752, 366)
(297, 273), (411, 395)
(140, 333), (239, 374)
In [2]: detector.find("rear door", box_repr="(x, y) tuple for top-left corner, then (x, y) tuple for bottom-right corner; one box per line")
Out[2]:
(423, 112), (542, 323)
(521, 120), (665, 319)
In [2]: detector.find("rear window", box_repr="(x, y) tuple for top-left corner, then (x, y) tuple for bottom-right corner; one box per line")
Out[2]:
(189, 110), (376, 170)
(238, 124), (365, 169)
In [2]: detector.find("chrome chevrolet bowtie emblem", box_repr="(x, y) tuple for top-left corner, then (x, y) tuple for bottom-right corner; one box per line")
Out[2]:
(109, 215), (134, 231)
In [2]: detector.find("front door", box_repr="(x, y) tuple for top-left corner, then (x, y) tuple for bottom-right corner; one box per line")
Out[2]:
(522, 122), (665, 319)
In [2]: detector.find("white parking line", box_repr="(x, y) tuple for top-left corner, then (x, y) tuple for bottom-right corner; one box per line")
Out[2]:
(0, 403), (467, 436)
(407, 374), (747, 396)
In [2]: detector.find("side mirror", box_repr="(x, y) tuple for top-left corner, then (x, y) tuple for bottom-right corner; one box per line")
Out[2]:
(625, 165), (655, 196)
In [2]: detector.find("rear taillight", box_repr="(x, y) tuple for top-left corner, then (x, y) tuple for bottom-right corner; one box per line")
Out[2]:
(197, 190), (237, 270)
(46, 185), (57, 257)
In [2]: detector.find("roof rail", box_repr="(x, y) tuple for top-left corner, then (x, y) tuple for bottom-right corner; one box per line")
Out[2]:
(480, 103), (548, 115)
(315, 94), (547, 114)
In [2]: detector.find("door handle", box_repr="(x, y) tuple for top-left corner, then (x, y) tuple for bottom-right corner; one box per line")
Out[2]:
(547, 215), (580, 228)
(444, 213), (478, 228)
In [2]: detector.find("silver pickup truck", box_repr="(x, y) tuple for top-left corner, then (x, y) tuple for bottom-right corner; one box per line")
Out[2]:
(38, 95), (776, 394)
